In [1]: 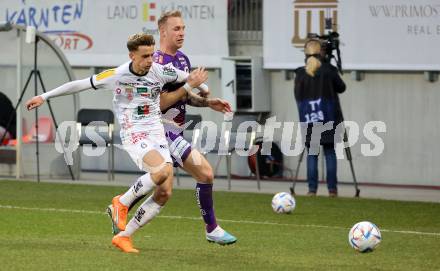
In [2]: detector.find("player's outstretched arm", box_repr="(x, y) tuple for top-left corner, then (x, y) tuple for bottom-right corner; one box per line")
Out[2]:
(25, 78), (93, 111)
(160, 67), (208, 111)
(160, 88), (188, 111)
(186, 91), (209, 107)
(187, 93), (232, 113)
(25, 96), (45, 110)
(207, 98), (232, 113)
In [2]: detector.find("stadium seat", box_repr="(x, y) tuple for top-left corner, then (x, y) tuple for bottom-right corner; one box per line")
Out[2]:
(193, 114), (259, 190)
(77, 109), (115, 181)
(27, 116), (54, 143)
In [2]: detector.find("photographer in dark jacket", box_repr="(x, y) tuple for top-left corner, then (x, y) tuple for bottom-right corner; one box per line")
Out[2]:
(294, 39), (346, 197)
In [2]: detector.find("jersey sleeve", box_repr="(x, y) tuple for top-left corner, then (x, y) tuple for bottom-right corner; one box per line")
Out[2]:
(183, 54), (192, 70)
(174, 68), (189, 83)
(90, 68), (117, 90)
(40, 78), (93, 100)
(156, 63), (188, 84)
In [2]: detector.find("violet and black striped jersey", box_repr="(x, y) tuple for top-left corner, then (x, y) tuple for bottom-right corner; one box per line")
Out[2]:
(153, 50), (191, 128)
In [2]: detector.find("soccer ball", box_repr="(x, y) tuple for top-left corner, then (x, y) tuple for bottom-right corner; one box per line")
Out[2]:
(348, 221), (382, 252)
(271, 192), (296, 214)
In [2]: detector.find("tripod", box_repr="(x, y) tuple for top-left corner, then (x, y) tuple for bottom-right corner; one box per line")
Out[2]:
(289, 128), (360, 197)
(0, 35), (75, 182)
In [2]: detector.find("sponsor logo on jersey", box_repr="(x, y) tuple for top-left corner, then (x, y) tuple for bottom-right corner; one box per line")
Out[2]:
(122, 112), (133, 129)
(163, 66), (177, 77)
(137, 87), (151, 97)
(131, 132), (148, 144)
(126, 87), (134, 101)
(117, 81), (138, 87)
(96, 69), (116, 81)
(117, 80), (160, 87)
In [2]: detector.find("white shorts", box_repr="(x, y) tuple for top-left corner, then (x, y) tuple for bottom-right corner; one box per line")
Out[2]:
(123, 139), (172, 172)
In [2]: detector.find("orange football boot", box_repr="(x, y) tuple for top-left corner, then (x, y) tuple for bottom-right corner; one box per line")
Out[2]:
(112, 235), (139, 253)
(107, 195), (128, 232)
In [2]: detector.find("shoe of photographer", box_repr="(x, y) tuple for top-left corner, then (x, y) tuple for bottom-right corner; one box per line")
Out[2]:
(328, 190), (338, 197)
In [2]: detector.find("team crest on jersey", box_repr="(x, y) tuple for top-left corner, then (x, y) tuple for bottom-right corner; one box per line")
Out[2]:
(151, 86), (160, 99)
(96, 69), (115, 81)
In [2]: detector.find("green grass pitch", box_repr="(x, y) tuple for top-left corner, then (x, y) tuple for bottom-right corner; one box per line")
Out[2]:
(0, 180), (439, 271)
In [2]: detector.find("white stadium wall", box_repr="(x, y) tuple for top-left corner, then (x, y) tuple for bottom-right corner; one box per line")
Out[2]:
(1, 0), (438, 186)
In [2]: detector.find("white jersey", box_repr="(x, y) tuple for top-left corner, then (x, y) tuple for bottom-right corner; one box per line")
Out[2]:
(90, 61), (188, 145)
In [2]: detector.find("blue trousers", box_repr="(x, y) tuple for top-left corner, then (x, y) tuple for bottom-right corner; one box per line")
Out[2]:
(307, 145), (338, 193)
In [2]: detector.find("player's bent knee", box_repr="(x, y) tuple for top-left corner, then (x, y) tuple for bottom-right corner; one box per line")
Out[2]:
(203, 168), (214, 183)
(153, 176), (173, 205)
(196, 166), (214, 183)
(151, 166), (173, 185)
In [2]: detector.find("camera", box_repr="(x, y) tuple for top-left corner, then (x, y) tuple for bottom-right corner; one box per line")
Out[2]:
(307, 31), (342, 74)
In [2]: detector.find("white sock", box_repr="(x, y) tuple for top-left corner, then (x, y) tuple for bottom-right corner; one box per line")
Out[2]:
(118, 195), (162, 237)
(119, 173), (156, 206)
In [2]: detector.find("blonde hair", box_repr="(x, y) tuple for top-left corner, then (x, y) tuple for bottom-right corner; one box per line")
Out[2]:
(126, 33), (155, 52)
(304, 40), (322, 77)
(158, 10), (182, 29)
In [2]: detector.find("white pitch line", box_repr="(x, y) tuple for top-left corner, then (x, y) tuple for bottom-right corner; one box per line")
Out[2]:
(1, 205), (439, 237)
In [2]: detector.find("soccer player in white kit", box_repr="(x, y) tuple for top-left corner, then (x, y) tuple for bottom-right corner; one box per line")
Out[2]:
(25, 33), (208, 253)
